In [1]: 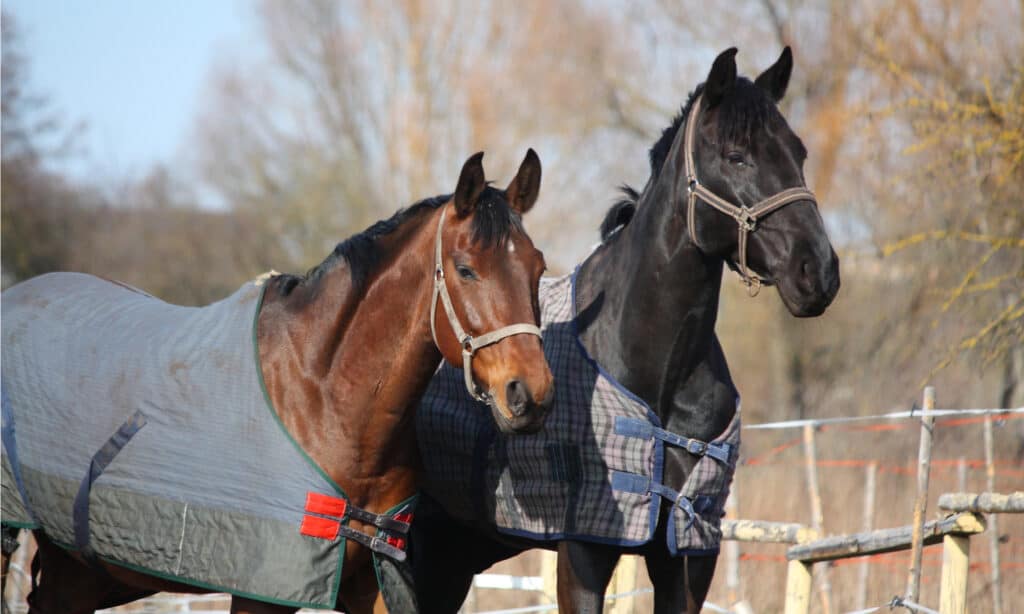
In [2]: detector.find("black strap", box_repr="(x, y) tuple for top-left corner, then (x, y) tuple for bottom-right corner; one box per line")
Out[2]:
(72, 410), (148, 558)
(338, 525), (407, 561)
(347, 506), (411, 535)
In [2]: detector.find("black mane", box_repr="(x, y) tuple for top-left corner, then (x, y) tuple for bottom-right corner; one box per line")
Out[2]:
(601, 77), (783, 240)
(277, 186), (523, 295)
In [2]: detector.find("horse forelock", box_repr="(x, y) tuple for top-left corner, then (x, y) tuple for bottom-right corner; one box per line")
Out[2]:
(648, 78), (786, 181)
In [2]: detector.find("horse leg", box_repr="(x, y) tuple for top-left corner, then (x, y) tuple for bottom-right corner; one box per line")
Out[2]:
(643, 551), (717, 614)
(336, 562), (381, 614)
(25, 532), (116, 614)
(409, 495), (521, 613)
(1, 527), (20, 613)
(556, 541), (620, 614)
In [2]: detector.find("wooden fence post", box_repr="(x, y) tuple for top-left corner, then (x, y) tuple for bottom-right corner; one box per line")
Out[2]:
(725, 488), (740, 605)
(608, 555), (637, 614)
(906, 386), (936, 602)
(855, 461), (877, 610)
(802, 423), (831, 614)
(983, 414), (1003, 614)
(939, 533), (970, 614)
(784, 559), (813, 614)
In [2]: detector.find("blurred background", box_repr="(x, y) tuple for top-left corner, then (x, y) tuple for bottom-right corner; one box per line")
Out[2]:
(2, 1), (1021, 612)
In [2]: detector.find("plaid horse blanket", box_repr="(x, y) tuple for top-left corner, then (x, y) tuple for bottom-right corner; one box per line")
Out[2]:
(418, 271), (740, 555)
(1, 272), (410, 609)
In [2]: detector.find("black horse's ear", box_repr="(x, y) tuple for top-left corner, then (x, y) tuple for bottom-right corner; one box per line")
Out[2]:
(506, 148), (542, 214)
(704, 47), (738, 107)
(454, 151), (487, 216)
(754, 46), (793, 102)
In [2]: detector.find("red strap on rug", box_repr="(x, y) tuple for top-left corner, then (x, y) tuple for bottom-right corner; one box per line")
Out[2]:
(305, 492), (348, 518)
(300, 515), (340, 540)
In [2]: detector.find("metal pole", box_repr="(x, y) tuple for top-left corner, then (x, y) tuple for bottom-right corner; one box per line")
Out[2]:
(906, 386), (936, 602)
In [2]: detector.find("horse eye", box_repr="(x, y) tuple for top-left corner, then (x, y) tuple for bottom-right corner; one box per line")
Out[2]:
(726, 152), (746, 166)
(455, 264), (477, 280)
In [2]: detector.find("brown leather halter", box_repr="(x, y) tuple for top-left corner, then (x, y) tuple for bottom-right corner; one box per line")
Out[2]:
(430, 206), (543, 402)
(683, 94), (817, 296)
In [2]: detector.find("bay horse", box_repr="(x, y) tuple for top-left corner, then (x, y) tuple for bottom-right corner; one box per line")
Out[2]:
(411, 48), (840, 613)
(0, 150), (554, 614)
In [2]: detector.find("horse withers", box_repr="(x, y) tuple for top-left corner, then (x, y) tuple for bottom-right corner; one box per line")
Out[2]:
(412, 47), (840, 613)
(0, 150), (554, 613)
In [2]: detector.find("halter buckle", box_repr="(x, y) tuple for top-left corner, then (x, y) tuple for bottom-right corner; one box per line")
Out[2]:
(686, 177), (698, 193)
(461, 336), (474, 355)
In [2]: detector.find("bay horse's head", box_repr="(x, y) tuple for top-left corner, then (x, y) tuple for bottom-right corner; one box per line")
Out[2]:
(681, 47), (840, 316)
(432, 150), (554, 433)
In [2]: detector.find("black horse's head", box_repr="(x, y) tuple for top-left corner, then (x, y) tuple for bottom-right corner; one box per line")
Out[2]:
(674, 47), (840, 316)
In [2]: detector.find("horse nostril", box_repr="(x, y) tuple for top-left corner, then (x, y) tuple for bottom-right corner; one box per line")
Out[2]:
(506, 379), (529, 417)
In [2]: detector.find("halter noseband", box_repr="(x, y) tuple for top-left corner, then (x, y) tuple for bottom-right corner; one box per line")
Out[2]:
(683, 94), (817, 296)
(430, 206), (543, 402)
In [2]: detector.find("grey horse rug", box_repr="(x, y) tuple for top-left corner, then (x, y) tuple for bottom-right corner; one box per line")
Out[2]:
(1, 272), (412, 609)
(418, 271), (740, 555)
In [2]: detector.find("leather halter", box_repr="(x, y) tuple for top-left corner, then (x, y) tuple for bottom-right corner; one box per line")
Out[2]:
(430, 206), (543, 402)
(683, 94), (817, 296)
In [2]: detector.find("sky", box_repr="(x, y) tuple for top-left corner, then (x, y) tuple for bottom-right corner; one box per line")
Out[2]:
(5, 0), (258, 183)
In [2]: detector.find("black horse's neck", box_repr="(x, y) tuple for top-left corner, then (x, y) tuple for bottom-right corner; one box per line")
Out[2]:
(574, 114), (737, 444)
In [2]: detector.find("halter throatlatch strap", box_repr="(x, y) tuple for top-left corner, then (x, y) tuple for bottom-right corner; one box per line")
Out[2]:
(430, 206), (543, 402)
(683, 94), (817, 296)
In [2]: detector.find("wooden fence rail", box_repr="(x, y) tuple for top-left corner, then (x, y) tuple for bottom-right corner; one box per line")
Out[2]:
(720, 519), (819, 545)
(781, 512), (985, 614)
(937, 491), (1024, 513)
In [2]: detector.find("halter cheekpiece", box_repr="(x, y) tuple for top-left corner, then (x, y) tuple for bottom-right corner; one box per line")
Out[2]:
(430, 206), (543, 402)
(683, 94), (818, 296)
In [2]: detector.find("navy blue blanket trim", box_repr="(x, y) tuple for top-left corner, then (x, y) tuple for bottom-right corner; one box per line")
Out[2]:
(1, 386), (37, 526)
(73, 410), (148, 555)
(610, 470), (695, 532)
(614, 416), (732, 464)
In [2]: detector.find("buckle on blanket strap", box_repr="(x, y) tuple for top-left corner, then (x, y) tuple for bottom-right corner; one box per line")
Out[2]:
(613, 417), (732, 463)
(300, 492), (414, 562)
(610, 471), (695, 532)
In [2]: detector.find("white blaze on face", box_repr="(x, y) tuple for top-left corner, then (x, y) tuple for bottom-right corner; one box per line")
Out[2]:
(507, 240), (516, 254)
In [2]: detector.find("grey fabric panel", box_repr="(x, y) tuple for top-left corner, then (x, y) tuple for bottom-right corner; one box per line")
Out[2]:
(1, 453), (33, 526)
(1, 272), (346, 607)
(90, 485), (343, 605)
(18, 468), (76, 544)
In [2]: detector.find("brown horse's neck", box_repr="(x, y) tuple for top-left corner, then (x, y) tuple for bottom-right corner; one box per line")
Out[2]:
(256, 205), (445, 510)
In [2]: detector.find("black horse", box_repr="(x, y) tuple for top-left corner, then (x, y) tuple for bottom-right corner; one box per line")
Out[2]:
(410, 47), (840, 613)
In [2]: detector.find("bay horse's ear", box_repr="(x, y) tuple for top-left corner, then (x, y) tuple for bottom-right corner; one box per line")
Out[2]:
(506, 148), (542, 215)
(755, 46), (793, 102)
(454, 151), (487, 217)
(704, 47), (738, 108)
